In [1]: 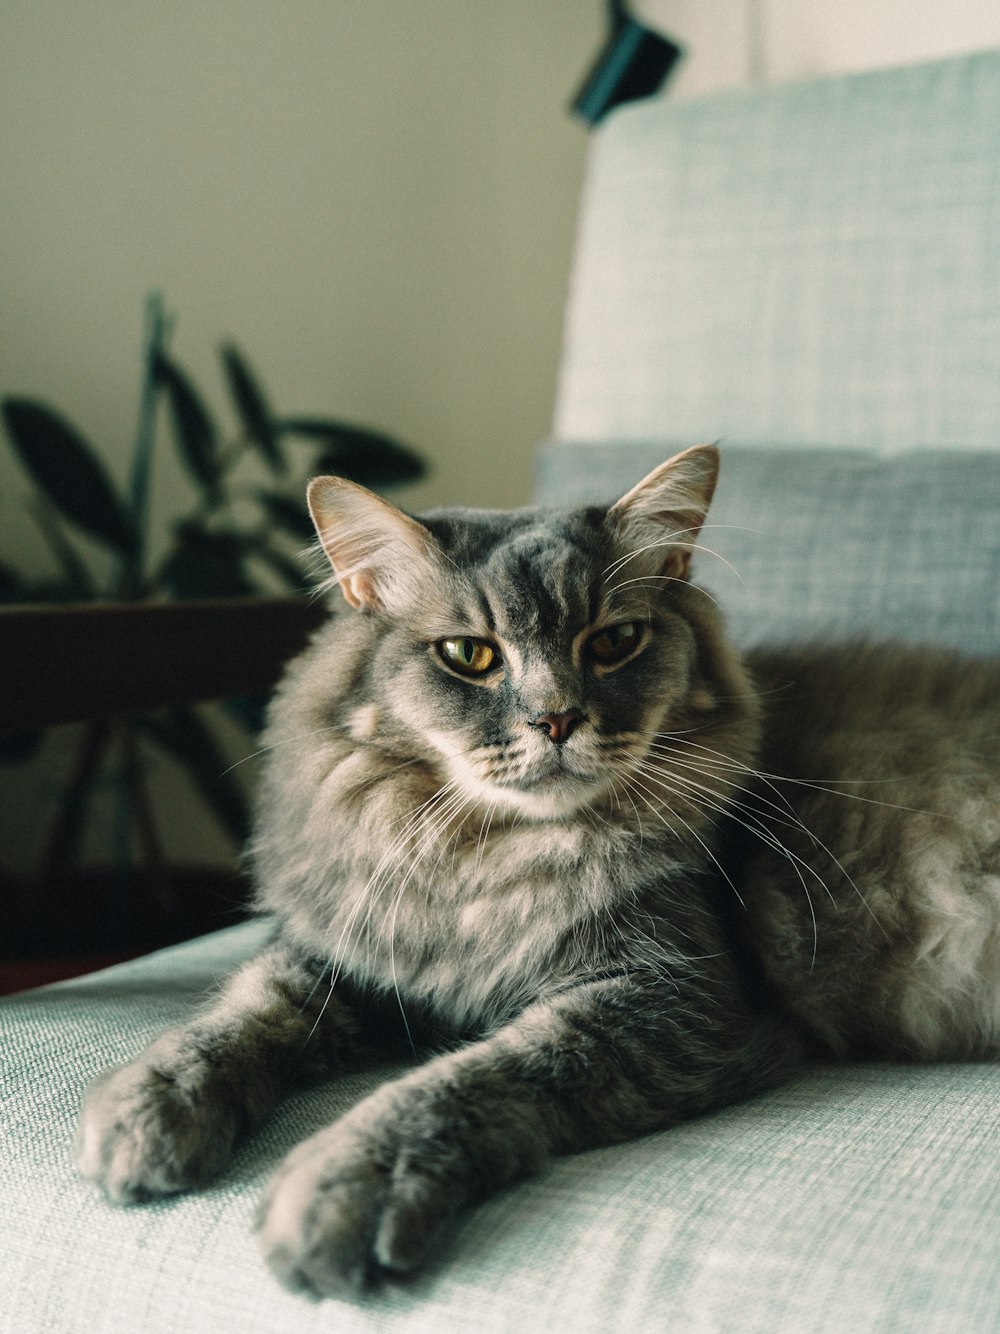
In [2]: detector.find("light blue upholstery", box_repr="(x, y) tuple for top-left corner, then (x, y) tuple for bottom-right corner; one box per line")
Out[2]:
(5, 46), (1000, 1334)
(537, 442), (1000, 656)
(555, 51), (1000, 452)
(4, 925), (1000, 1333)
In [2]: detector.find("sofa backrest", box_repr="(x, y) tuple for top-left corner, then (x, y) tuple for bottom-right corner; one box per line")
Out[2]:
(539, 50), (1000, 654)
(552, 48), (1000, 454)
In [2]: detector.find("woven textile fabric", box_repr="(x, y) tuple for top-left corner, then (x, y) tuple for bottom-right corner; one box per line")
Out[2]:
(3, 922), (1000, 1333)
(536, 442), (1000, 657)
(554, 49), (1000, 452)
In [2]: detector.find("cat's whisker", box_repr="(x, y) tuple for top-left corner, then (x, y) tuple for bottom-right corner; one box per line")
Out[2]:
(475, 801), (499, 877)
(602, 525), (705, 581)
(613, 779), (645, 849)
(220, 723), (345, 776)
(355, 791), (470, 1014)
(650, 734), (951, 817)
(623, 770), (747, 910)
(602, 524), (748, 587)
(646, 738), (941, 935)
(639, 747), (888, 941)
(332, 782), (464, 980)
(378, 790), (480, 1043)
(629, 756), (825, 959)
(605, 574), (726, 614)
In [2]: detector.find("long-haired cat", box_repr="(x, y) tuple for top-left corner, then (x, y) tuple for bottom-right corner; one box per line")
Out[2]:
(76, 445), (1000, 1297)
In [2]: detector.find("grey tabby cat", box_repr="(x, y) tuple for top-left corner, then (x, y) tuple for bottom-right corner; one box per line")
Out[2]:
(76, 445), (1000, 1297)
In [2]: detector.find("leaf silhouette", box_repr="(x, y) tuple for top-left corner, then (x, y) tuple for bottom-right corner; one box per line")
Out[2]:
(256, 489), (316, 539)
(0, 729), (45, 762)
(155, 353), (221, 500)
(244, 539), (309, 592)
(282, 417), (425, 488)
(159, 526), (257, 599)
(139, 707), (250, 845)
(29, 495), (97, 599)
(0, 559), (25, 599)
(220, 345), (285, 475)
(223, 693), (269, 735)
(2, 399), (136, 556)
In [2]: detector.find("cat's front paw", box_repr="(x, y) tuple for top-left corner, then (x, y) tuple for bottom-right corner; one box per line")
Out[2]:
(75, 1040), (238, 1204)
(257, 1110), (469, 1298)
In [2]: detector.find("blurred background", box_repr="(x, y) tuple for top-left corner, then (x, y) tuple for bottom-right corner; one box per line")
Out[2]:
(3, 0), (999, 969)
(6, 0), (1000, 552)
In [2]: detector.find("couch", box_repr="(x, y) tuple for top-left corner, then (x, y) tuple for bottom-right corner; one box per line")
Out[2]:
(4, 47), (999, 1333)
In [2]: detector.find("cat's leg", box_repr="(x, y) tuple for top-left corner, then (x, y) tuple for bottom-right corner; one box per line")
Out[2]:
(76, 935), (357, 1204)
(257, 973), (795, 1296)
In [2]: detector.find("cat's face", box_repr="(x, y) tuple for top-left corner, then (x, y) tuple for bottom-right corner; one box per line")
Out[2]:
(309, 446), (738, 821)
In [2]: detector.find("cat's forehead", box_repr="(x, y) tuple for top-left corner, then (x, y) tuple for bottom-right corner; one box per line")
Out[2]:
(419, 504), (609, 636)
(420, 504), (605, 571)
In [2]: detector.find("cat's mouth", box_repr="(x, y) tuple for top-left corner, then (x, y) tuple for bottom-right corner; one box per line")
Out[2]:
(490, 755), (609, 818)
(515, 768), (596, 792)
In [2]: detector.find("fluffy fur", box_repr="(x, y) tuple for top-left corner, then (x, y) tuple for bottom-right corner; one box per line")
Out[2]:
(76, 445), (1000, 1298)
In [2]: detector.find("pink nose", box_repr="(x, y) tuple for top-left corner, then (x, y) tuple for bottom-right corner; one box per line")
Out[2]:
(529, 709), (585, 745)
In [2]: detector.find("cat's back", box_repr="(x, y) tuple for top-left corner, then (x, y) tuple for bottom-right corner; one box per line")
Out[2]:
(740, 641), (1000, 1059)
(747, 640), (1000, 760)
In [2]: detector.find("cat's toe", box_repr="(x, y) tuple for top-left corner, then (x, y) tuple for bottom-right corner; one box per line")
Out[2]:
(371, 1168), (457, 1274)
(257, 1124), (465, 1298)
(257, 1146), (390, 1297)
(75, 1058), (235, 1204)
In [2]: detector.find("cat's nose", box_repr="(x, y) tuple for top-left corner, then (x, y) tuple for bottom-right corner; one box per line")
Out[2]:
(529, 709), (585, 745)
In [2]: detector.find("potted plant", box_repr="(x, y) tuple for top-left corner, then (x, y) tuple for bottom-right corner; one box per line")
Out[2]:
(0, 294), (425, 985)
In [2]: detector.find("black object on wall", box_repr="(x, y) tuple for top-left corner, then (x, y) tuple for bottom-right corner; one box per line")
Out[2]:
(572, 0), (682, 125)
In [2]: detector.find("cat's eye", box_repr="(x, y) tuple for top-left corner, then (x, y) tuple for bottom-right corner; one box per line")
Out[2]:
(437, 637), (498, 676)
(587, 622), (642, 666)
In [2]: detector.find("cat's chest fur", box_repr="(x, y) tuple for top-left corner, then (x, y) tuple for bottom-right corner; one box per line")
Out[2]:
(255, 761), (654, 1029)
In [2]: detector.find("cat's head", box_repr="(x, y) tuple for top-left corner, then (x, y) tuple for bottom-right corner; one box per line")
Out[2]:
(307, 445), (755, 821)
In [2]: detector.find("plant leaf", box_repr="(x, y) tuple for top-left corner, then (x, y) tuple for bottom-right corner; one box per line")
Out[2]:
(281, 417), (425, 488)
(0, 559), (26, 599)
(2, 399), (136, 555)
(29, 495), (97, 598)
(155, 353), (221, 499)
(158, 525), (258, 599)
(223, 693), (269, 735)
(0, 729), (45, 762)
(220, 345), (285, 475)
(255, 489), (316, 539)
(139, 706), (250, 845)
(244, 539), (309, 592)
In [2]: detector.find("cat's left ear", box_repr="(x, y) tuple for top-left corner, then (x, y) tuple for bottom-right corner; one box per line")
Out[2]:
(307, 475), (441, 613)
(608, 444), (720, 581)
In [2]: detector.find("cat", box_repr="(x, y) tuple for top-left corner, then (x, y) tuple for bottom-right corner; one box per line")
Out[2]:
(75, 444), (1000, 1298)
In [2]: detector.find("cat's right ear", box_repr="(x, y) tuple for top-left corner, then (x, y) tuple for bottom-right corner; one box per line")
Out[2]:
(307, 476), (440, 613)
(609, 444), (720, 581)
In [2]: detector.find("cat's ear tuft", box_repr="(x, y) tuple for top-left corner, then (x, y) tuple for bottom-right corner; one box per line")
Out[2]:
(307, 476), (439, 613)
(609, 444), (720, 581)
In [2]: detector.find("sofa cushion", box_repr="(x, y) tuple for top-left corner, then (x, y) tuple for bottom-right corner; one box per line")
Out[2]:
(4, 921), (1000, 1333)
(536, 442), (1000, 657)
(554, 48), (1000, 453)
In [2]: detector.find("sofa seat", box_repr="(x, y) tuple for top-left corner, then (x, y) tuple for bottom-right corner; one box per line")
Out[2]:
(4, 920), (1000, 1333)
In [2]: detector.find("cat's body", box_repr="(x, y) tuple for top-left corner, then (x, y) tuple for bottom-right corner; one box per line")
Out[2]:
(744, 642), (1000, 1059)
(76, 447), (1000, 1298)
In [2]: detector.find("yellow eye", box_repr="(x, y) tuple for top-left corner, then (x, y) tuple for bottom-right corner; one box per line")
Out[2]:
(438, 637), (497, 676)
(587, 622), (641, 666)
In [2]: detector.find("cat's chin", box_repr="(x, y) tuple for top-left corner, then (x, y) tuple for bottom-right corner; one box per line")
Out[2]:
(469, 772), (607, 822)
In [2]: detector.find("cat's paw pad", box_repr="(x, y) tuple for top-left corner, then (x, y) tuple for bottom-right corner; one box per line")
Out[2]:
(257, 1127), (462, 1297)
(75, 1051), (236, 1204)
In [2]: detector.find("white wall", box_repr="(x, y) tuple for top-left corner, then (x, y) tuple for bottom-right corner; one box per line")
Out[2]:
(642, 0), (1000, 97)
(0, 2), (600, 873)
(5, 1), (999, 582)
(0, 1), (599, 589)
